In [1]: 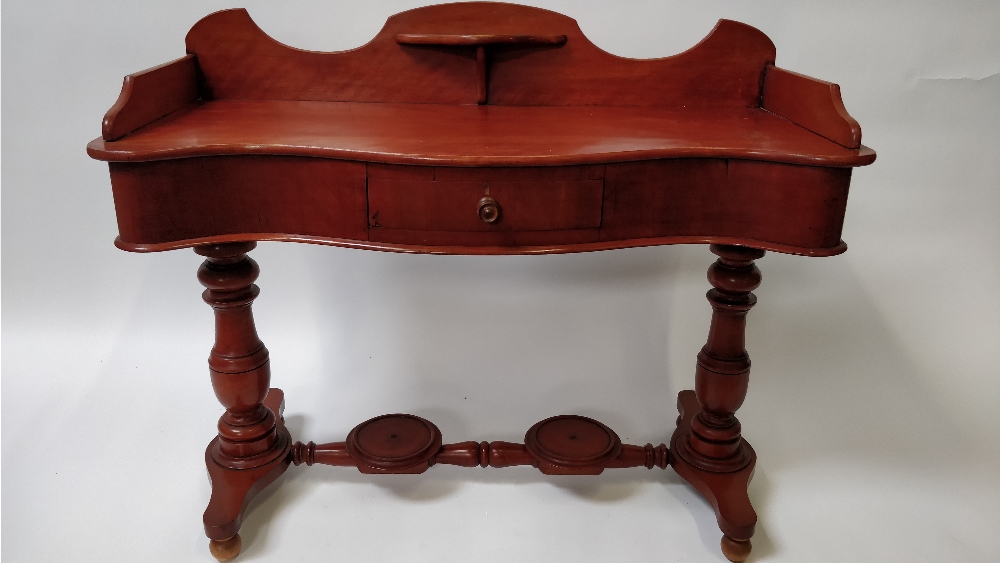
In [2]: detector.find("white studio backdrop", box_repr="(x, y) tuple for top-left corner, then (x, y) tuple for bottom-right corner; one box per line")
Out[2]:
(2, 1), (998, 562)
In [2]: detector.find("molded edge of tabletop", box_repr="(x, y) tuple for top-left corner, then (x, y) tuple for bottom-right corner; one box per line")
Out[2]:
(87, 137), (877, 168)
(114, 234), (849, 257)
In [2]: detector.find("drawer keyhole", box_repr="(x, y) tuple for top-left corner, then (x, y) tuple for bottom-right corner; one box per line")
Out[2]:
(478, 196), (501, 224)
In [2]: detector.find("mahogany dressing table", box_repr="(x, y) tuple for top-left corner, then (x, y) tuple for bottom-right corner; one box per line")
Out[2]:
(87, 3), (875, 561)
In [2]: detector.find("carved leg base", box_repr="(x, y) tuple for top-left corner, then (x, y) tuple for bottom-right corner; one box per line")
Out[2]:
(204, 389), (291, 556)
(208, 534), (242, 562)
(671, 390), (757, 562)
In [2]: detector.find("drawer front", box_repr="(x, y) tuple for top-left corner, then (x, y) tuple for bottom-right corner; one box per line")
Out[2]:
(110, 156), (368, 246)
(600, 159), (851, 250)
(368, 166), (604, 232)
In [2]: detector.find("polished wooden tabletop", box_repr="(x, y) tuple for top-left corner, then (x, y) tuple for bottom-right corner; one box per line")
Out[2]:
(87, 100), (875, 167)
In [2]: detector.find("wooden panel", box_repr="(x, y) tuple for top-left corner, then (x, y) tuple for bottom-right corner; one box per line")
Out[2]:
(367, 163), (435, 181)
(432, 165), (604, 182)
(86, 101), (877, 167)
(368, 228), (600, 248)
(368, 178), (603, 231)
(186, 8), (475, 105)
(109, 156), (367, 245)
(183, 5), (774, 108)
(762, 66), (862, 148)
(726, 160), (852, 248)
(365, 164), (604, 182)
(104, 155), (850, 254)
(601, 159), (851, 250)
(488, 18), (773, 108)
(102, 55), (199, 141)
(601, 159), (729, 236)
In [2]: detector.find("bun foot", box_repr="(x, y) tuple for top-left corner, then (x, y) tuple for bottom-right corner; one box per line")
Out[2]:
(209, 534), (242, 561)
(721, 536), (752, 562)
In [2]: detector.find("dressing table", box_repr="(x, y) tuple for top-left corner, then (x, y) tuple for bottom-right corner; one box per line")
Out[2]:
(87, 3), (875, 561)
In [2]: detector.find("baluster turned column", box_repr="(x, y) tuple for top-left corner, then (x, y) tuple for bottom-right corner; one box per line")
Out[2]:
(196, 242), (290, 561)
(197, 242), (285, 467)
(673, 244), (765, 563)
(679, 244), (763, 472)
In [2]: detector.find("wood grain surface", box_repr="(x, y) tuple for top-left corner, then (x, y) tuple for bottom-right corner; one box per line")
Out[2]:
(88, 100), (874, 167)
(182, 4), (774, 108)
(101, 54), (198, 141)
(763, 66), (863, 148)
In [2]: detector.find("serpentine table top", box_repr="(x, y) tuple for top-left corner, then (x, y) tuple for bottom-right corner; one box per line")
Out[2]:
(88, 3), (874, 256)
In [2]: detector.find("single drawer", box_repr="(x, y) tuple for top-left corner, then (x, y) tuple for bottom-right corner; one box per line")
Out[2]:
(368, 166), (604, 232)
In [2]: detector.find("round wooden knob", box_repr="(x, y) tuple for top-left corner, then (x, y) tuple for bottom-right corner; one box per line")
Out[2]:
(478, 196), (500, 223)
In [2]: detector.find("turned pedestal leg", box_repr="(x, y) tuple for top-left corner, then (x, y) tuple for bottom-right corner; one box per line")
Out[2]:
(671, 244), (765, 562)
(197, 242), (291, 561)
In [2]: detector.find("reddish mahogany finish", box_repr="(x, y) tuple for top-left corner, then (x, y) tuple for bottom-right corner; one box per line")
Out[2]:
(87, 3), (875, 561)
(175, 5), (773, 107)
(395, 32), (567, 104)
(197, 243), (291, 549)
(291, 414), (669, 475)
(672, 390), (757, 562)
(87, 2), (875, 258)
(101, 155), (856, 256)
(674, 245), (764, 474)
(88, 102), (873, 167)
(394, 33), (567, 45)
(763, 66), (863, 148)
(669, 245), (765, 561)
(101, 54), (198, 141)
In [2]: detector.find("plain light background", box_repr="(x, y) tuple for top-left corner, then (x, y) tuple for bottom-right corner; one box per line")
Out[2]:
(2, 1), (998, 561)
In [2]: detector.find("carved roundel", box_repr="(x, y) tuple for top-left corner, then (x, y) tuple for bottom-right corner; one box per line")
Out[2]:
(524, 415), (622, 468)
(346, 414), (442, 470)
